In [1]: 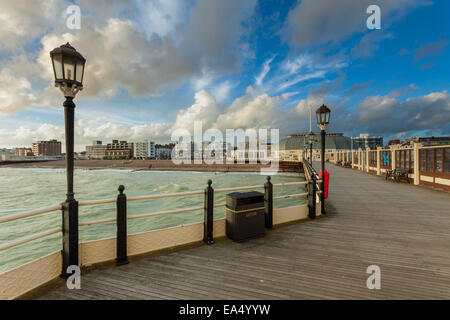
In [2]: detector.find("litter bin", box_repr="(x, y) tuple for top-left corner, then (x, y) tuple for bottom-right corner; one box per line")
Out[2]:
(226, 191), (265, 242)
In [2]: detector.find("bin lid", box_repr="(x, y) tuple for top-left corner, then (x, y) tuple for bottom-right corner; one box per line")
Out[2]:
(227, 191), (264, 199)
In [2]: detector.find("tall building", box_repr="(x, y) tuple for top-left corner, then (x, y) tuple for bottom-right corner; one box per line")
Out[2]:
(134, 140), (156, 159)
(105, 140), (134, 159)
(351, 134), (383, 150)
(32, 140), (62, 156)
(86, 141), (107, 159)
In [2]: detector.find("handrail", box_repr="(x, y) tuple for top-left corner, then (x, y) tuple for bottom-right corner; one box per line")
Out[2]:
(128, 206), (204, 220)
(0, 227), (61, 251)
(273, 181), (308, 187)
(127, 190), (205, 202)
(273, 192), (308, 200)
(79, 198), (115, 207)
(1, 176), (310, 252)
(214, 185), (264, 193)
(419, 145), (450, 149)
(79, 217), (116, 226)
(79, 190), (310, 227)
(0, 205), (62, 224)
(78, 190), (206, 207)
(77, 182), (307, 208)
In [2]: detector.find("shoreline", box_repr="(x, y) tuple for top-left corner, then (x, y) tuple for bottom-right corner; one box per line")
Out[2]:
(0, 159), (301, 173)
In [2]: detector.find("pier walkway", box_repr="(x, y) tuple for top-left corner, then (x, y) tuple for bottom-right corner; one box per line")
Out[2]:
(35, 163), (450, 299)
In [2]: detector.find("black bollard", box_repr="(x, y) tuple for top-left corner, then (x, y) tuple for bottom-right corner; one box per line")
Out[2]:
(264, 176), (273, 229)
(203, 179), (214, 244)
(116, 185), (128, 266)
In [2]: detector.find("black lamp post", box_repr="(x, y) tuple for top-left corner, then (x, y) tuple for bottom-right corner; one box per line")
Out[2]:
(315, 104), (331, 215)
(50, 43), (86, 277)
(308, 132), (317, 163)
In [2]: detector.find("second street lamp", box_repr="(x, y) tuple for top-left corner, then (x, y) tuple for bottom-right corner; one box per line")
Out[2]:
(50, 42), (86, 277)
(307, 131), (314, 163)
(315, 104), (331, 215)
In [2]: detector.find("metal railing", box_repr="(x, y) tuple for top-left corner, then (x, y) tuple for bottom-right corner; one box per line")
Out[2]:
(0, 175), (310, 270)
(301, 159), (323, 219)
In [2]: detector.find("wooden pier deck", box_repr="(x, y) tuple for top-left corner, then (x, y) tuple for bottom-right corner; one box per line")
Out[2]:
(35, 163), (450, 299)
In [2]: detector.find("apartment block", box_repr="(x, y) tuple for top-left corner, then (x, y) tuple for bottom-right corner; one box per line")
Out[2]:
(86, 141), (107, 159)
(134, 140), (155, 159)
(105, 140), (134, 159)
(32, 140), (62, 156)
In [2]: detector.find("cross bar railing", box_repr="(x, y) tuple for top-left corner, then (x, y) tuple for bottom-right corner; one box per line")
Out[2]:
(0, 176), (308, 275)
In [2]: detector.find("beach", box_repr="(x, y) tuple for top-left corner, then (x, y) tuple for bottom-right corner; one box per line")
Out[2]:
(0, 159), (282, 172)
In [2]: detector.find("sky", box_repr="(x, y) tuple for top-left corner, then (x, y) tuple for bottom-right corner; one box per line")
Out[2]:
(0, 0), (449, 151)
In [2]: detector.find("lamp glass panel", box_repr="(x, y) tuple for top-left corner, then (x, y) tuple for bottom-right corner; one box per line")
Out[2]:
(52, 54), (63, 80)
(63, 56), (76, 81)
(75, 61), (84, 83)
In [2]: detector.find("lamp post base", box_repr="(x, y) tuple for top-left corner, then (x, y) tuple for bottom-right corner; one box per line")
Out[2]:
(61, 198), (79, 278)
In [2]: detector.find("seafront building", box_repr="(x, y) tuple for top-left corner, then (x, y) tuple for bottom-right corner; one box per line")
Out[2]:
(12, 147), (32, 157)
(134, 140), (156, 159)
(234, 141), (272, 162)
(350, 133), (383, 150)
(86, 141), (108, 159)
(155, 147), (172, 159)
(85, 140), (135, 159)
(414, 135), (450, 146)
(105, 140), (134, 159)
(278, 132), (351, 161)
(32, 140), (62, 156)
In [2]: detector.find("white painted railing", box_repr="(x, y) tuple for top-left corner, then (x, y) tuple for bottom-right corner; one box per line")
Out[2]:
(0, 181), (308, 251)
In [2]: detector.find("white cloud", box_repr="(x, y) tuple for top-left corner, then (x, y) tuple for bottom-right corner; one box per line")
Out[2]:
(214, 87), (285, 130)
(0, 0), (257, 114)
(0, 124), (64, 148)
(255, 56), (276, 87)
(282, 55), (312, 74)
(136, 0), (187, 38)
(172, 90), (220, 133)
(278, 70), (326, 91)
(0, 0), (65, 50)
(212, 80), (234, 102)
(0, 69), (36, 114)
(355, 90), (450, 134)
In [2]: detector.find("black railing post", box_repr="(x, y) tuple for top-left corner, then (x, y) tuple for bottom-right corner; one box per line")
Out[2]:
(264, 176), (273, 229)
(61, 199), (79, 278)
(203, 179), (214, 244)
(116, 185), (128, 266)
(308, 175), (316, 219)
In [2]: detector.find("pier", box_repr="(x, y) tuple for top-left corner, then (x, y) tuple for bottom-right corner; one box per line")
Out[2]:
(15, 161), (450, 300)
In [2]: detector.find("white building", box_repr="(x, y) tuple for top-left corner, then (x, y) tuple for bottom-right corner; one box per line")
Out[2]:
(134, 140), (155, 159)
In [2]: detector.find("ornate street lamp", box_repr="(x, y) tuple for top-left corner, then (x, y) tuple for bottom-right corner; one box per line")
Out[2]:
(50, 43), (86, 277)
(315, 104), (331, 215)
